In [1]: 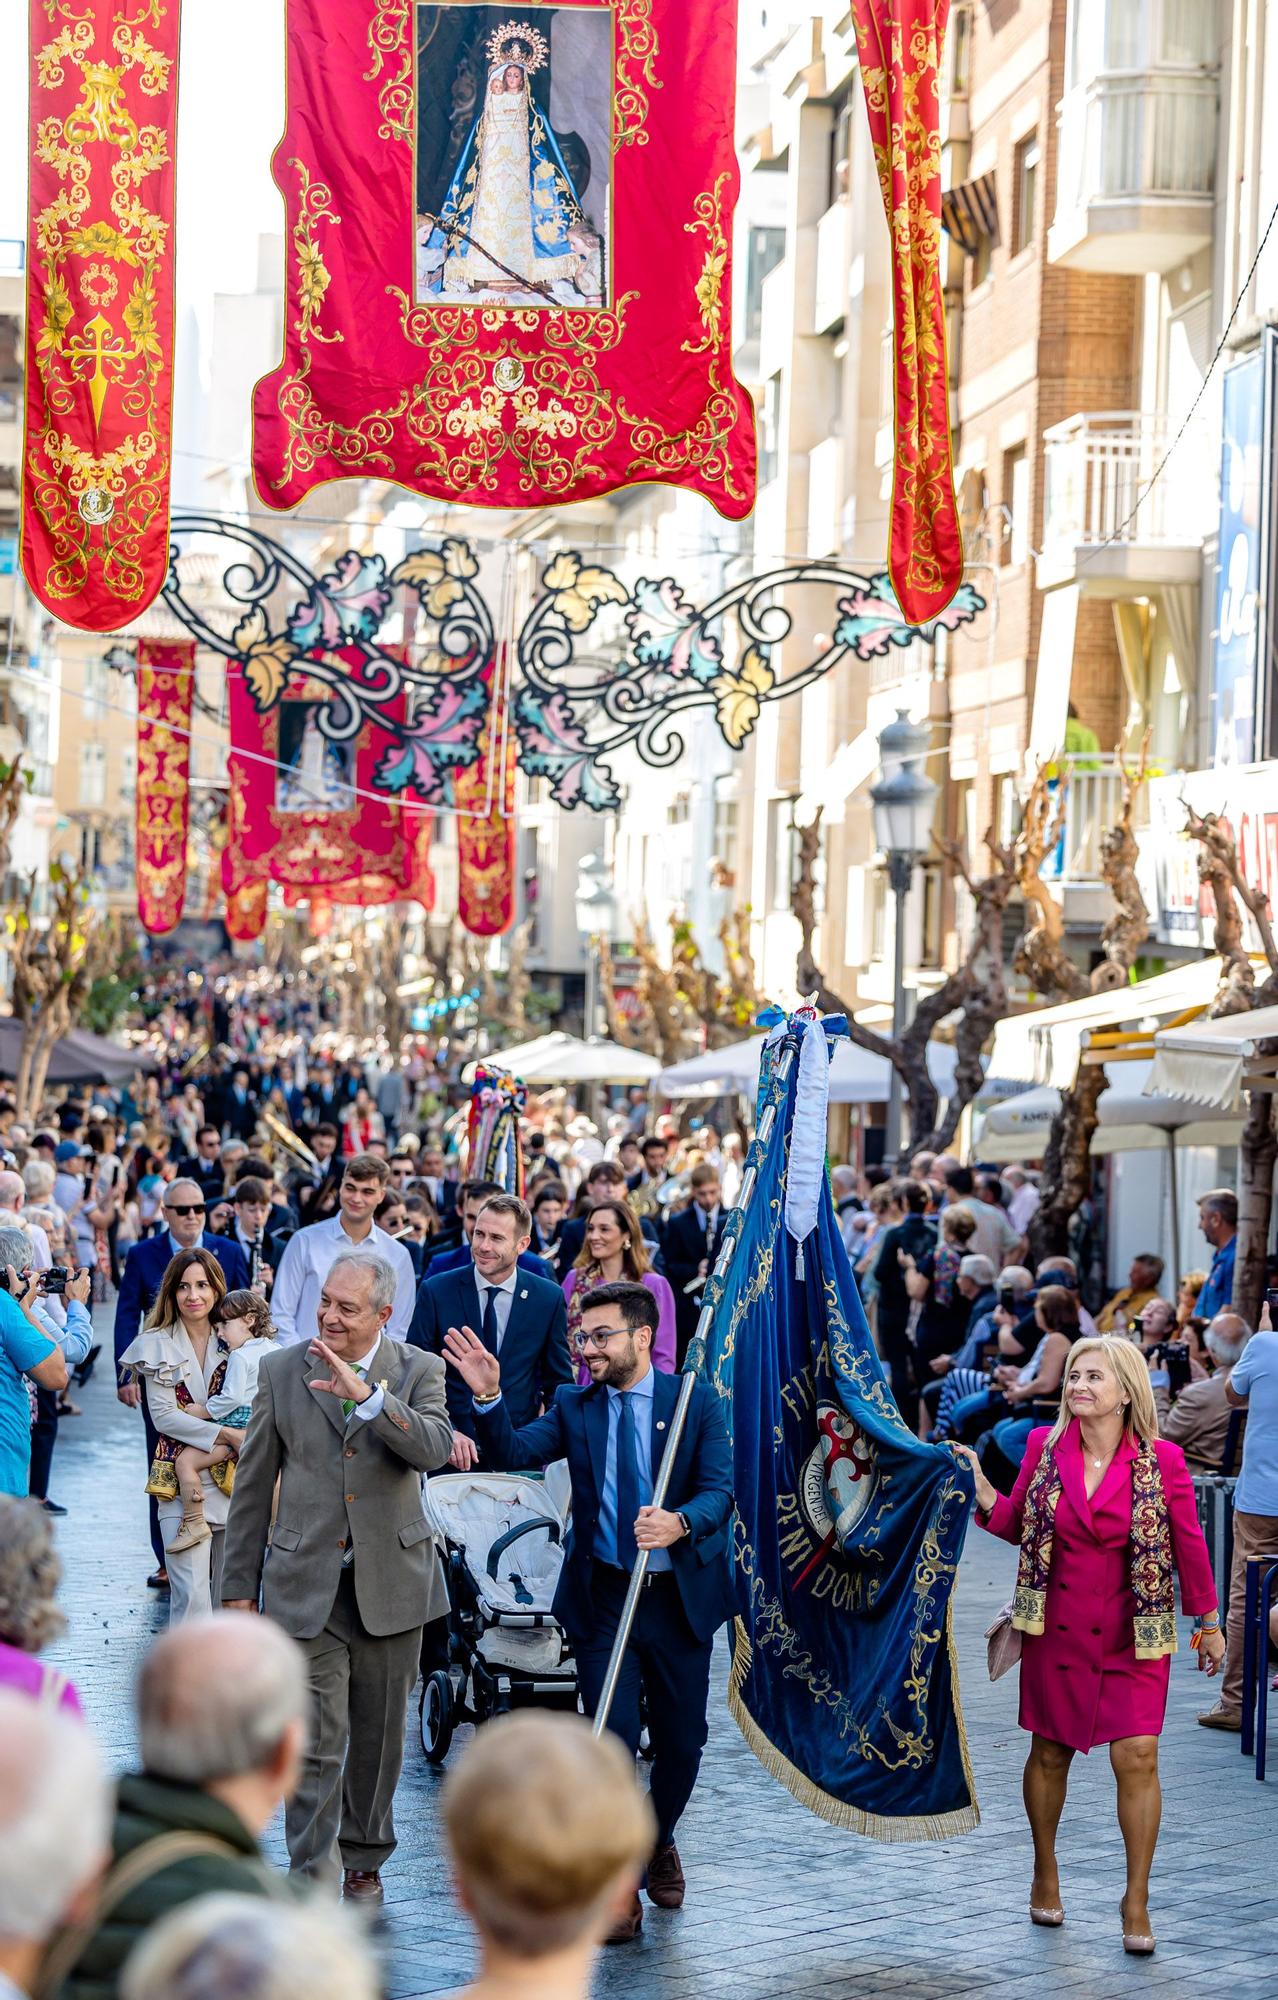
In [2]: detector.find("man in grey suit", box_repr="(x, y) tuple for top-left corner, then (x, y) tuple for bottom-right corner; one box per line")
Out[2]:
(222, 1250), (453, 1903)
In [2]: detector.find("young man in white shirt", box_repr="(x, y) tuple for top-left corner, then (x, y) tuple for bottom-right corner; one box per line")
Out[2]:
(270, 1156), (416, 1347)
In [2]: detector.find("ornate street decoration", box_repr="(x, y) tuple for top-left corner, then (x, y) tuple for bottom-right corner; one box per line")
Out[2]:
(159, 514), (985, 813)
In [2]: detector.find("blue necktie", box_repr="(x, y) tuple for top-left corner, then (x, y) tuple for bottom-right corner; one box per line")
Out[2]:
(615, 1393), (640, 1569)
(480, 1285), (499, 1354)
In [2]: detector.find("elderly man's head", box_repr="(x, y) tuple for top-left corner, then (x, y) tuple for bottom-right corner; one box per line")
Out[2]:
(122, 1897), (378, 2000)
(1206, 1312), (1251, 1371)
(316, 1252), (396, 1358)
(162, 1178), (208, 1249)
(0, 1225), (32, 1280)
(138, 1613), (307, 1835)
(0, 1691), (110, 1976)
(957, 1254), (997, 1300)
(0, 1171), (24, 1214)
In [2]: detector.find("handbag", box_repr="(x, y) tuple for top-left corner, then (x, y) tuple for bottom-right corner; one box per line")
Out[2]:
(985, 1600), (1022, 1680)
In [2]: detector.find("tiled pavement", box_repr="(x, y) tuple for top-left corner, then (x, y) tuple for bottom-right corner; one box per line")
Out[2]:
(44, 1320), (1278, 1999)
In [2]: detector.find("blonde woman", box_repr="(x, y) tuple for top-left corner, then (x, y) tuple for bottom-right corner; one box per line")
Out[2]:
(954, 1334), (1223, 1957)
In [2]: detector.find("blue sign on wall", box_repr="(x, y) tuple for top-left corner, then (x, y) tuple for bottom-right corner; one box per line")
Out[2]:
(1212, 337), (1275, 768)
(0, 537), (15, 578)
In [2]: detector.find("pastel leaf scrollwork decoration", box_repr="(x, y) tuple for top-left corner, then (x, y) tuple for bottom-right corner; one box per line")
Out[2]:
(287, 550), (394, 651)
(390, 536), (480, 620)
(542, 550), (629, 632)
(232, 606), (297, 713)
(625, 575), (723, 684)
(375, 677), (489, 802)
(710, 646), (775, 750)
(514, 687), (623, 812)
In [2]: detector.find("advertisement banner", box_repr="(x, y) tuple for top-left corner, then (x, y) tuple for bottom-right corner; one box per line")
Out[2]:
(20, 0), (180, 632)
(1211, 340), (1275, 768)
(1146, 764), (1278, 949)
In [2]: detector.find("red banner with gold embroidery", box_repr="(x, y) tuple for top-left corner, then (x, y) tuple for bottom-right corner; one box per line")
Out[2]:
(852, 0), (963, 626)
(20, 0), (180, 633)
(224, 867), (268, 943)
(251, 0), (754, 518)
(135, 637), (193, 934)
(456, 659), (515, 936)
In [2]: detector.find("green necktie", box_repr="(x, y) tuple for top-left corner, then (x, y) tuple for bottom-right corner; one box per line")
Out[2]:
(341, 1365), (366, 1420)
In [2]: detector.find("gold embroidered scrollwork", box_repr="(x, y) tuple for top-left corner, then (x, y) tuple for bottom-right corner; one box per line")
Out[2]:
(288, 159), (343, 344)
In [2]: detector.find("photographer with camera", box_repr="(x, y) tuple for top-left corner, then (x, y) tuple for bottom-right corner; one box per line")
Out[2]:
(0, 1216), (94, 1512)
(1148, 1310), (1249, 1477)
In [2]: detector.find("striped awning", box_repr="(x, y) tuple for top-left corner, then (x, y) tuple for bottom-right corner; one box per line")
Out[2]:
(941, 172), (999, 255)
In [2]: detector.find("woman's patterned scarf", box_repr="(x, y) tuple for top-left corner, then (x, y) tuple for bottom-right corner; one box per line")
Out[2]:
(1013, 1434), (1178, 1659)
(932, 1240), (963, 1309)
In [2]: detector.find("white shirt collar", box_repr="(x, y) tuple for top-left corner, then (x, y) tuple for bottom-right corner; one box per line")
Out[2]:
(476, 1268), (519, 1297)
(350, 1335), (384, 1375)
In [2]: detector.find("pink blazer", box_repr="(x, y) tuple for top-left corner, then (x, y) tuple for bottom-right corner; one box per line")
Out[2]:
(979, 1420), (1217, 1751)
(563, 1267), (677, 1383)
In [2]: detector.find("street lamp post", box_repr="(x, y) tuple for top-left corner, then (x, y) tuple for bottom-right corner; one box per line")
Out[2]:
(574, 851), (617, 1041)
(870, 711), (939, 1165)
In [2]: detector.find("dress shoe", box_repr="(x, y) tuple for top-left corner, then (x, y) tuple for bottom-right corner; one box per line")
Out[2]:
(38, 1498), (68, 1516)
(1197, 1703), (1242, 1732)
(145, 1568), (170, 1591)
(342, 1869), (385, 1904)
(604, 1893), (643, 1944)
(74, 1344), (101, 1387)
(646, 1842), (686, 1909)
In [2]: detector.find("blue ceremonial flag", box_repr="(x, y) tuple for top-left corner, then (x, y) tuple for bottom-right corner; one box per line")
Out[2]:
(696, 1010), (979, 1839)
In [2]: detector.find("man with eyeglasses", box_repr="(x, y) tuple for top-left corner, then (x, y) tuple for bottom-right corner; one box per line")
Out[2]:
(112, 1179), (252, 1590)
(443, 1280), (735, 1943)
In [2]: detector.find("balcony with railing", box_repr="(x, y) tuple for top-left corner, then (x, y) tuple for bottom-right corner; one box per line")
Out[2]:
(1048, 0), (1219, 273)
(1039, 754), (1152, 887)
(1038, 410), (1215, 593)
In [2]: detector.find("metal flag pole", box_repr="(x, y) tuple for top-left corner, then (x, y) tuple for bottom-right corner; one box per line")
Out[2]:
(592, 1031), (802, 1735)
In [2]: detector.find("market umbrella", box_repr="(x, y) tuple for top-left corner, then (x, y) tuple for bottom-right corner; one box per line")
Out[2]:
(977, 1061), (1241, 1273)
(656, 1032), (959, 1105)
(463, 1032), (661, 1087)
(0, 1020), (155, 1086)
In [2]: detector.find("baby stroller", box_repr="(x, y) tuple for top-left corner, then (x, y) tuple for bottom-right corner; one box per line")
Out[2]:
(419, 1466), (577, 1764)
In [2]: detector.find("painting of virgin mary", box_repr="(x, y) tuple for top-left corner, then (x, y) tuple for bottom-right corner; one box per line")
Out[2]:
(416, 10), (609, 308)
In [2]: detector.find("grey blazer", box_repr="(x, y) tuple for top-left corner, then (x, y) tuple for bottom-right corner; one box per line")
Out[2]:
(221, 1334), (453, 1638)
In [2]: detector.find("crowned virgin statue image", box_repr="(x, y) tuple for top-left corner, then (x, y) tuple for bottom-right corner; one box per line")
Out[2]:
(417, 17), (605, 308)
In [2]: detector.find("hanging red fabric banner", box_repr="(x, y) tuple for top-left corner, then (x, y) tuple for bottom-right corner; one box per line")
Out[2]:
(456, 659), (515, 937)
(135, 637), (194, 934)
(851, 0), (963, 626)
(20, 0), (181, 633)
(251, 0), (754, 517)
(224, 869), (268, 943)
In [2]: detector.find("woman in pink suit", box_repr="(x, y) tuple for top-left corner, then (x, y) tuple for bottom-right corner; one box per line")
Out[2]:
(955, 1334), (1224, 1958)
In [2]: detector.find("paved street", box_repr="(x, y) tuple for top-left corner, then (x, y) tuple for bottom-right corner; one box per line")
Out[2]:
(45, 1331), (1277, 2000)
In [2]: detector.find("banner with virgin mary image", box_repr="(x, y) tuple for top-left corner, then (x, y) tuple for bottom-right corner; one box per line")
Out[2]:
(252, 0), (755, 515)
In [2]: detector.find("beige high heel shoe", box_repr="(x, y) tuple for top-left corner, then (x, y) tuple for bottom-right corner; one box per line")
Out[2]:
(1121, 1901), (1156, 1955)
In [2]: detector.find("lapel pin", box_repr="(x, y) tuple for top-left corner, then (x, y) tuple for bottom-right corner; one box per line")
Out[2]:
(520, 1288), (528, 1300)
(656, 1420), (666, 1431)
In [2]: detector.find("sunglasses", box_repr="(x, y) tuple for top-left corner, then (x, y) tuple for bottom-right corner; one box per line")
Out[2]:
(165, 1203), (206, 1217)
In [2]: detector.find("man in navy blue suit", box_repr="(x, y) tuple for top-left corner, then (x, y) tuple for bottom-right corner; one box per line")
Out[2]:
(662, 1164), (726, 1366)
(410, 1193), (571, 1470)
(425, 1180), (554, 1283)
(113, 1176), (252, 1587)
(443, 1280), (735, 1943)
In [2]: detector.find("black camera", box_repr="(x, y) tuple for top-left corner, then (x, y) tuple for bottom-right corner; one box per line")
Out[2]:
(1149, 1340), (1192, 1396)
(998, 1287), (1019, 1313)
(40, 1267), (70, 1295)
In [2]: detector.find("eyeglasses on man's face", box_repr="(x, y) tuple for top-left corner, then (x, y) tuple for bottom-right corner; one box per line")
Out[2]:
(571, 1325), (631, 1353)
(165, 1203), (206, 1218)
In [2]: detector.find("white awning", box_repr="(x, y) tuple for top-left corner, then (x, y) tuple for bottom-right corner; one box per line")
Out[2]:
(1147, 1001), (1278, 1110)
(656, 1032), (959, 1104)
(986, 958), (1230, 1091)
(462, 1033), (661, 1086)
(977, 1060), (1241, 1163)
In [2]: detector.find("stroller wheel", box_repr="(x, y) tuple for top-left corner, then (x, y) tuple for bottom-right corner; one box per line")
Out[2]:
(419, 1669), (455, 1766)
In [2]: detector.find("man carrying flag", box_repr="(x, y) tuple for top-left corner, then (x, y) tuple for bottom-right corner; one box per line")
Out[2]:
(443, 1279), (735, 1942)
